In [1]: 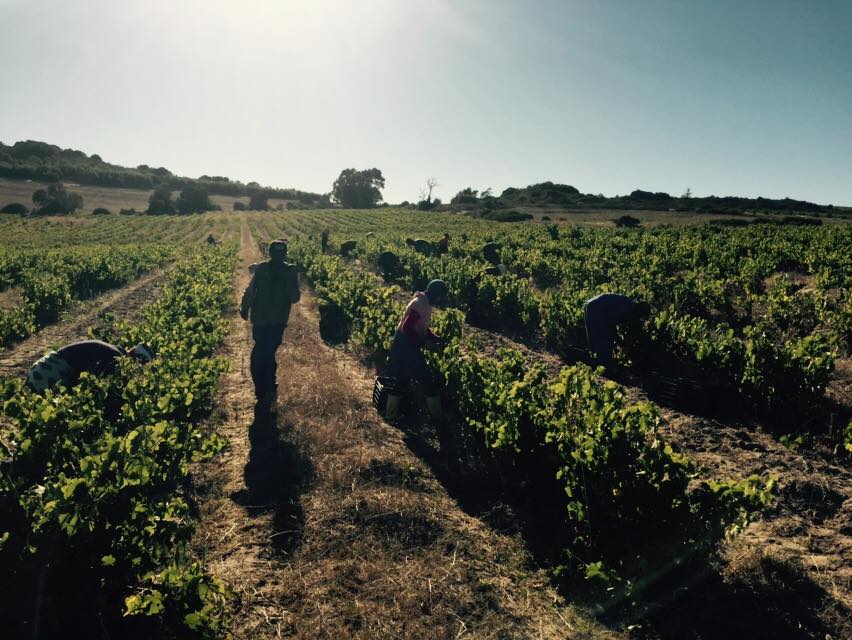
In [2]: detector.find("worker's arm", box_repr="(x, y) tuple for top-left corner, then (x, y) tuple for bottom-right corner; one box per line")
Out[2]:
(240, 275), (257, 320)
(288, 266), (300, 304)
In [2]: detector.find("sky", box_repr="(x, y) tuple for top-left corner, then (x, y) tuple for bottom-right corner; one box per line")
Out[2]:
(1, 0), (850, 205)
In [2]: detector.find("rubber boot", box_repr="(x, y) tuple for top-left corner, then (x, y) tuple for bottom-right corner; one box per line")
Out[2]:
(385, 393), (402, 421)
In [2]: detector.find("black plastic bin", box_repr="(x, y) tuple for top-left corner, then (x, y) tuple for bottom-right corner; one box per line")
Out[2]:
(372, 376), (398, 415)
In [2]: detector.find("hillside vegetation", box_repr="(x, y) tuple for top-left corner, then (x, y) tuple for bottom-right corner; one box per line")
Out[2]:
(0, 140), (329, 208)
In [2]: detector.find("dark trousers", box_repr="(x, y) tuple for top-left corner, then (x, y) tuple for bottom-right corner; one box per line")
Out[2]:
(251, 323), (285, 399)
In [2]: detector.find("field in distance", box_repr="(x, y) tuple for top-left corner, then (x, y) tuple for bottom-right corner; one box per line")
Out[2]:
(0, 177), (294, 214)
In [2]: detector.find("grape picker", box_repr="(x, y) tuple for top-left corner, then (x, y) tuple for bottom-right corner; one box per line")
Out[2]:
(26, 340), (153, 393)
(384, 279), (449, 422)
(583, 293), (651, 372)
(240, 238), (301, 411)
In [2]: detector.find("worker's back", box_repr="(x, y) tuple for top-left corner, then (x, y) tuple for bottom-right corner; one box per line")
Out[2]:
(249, 261), (300, 326)
(27, 340), (124, 392)
(583, 293), (636, 325)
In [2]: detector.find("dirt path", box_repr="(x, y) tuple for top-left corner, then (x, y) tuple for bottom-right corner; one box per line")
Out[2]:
(192, 223), (614, 639)
(0, 268), (168, 379)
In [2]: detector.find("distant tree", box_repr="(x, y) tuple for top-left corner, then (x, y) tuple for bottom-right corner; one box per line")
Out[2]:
(425, 178), (438, 201)
(233, 201), (247, 211)
(147, 184), (175, 214)
(481, 195), (498, 211)
(248, 190), (270, 211)
(92, 207), (111, 215)
(331, 168), (385, 208)
(31, 182), (83, 215)
(451, 188), (479, 206)
(176, 185), (213, 214)
(1, 202), (28, 215)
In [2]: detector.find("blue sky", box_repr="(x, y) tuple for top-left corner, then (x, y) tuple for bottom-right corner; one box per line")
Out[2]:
(1, 0), (850, 205)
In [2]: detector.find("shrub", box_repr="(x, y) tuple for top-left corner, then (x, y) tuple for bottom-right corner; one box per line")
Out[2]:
(92, 207), (112, 215)
(31, 182), (83, 215)
(119, 208), (137, 215)
(480, 210), (533, 222)
(248, 191), (269, 211)
(1, 202), (28, 215)
(176, 186), (212, 214)
(232, 201), (247, 211)
(147, 185), (175, 214)
(613, 215), (641, 228)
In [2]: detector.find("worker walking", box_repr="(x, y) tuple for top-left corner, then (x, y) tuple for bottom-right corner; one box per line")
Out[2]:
(240, 239), (301, 411)
(26, 340), (153, 393)
(583, 293), (650, 372)
(385, 279), (449, 422)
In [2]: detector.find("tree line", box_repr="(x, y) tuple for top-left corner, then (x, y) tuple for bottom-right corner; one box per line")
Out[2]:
(0, 140), (329, 207)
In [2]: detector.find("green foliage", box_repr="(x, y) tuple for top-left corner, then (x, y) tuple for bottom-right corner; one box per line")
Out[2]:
(291, 234), (775, 592)
(31, 182), (83, 215)
(0, 246), (236, 637)
(176, 185), (213, 214)
(331, 167), (385, 208)
(1, 202), (28, 215)
(147, 184), (176, 214)
(0, 139), (330, 205)
(0, 244), (172, 347)
(613, 214), (641, 228)
(248, 190), (270, 211)
(480, 210), (533, 222)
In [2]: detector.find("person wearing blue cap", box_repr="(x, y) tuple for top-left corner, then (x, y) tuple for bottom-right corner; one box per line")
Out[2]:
(384, 279), (448, 422)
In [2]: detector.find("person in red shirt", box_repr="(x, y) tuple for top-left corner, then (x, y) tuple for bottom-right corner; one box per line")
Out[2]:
(385, 279), (448, 421)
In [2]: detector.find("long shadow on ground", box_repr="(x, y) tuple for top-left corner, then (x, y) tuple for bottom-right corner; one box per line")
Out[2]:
(389, 408), (846, 640)
(230, 405), (314, 557)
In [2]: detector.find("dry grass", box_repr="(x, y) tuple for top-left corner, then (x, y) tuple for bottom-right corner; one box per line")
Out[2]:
(191, 223), (616, 639)
(0, 286), (23, 310)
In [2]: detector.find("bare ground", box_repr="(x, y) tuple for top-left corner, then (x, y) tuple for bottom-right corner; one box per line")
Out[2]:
(455, 317), (852, 637)
(191, 224), (614, 639)
(445, 312), (852, 637)
(328, 256), (852, 637)
(0, 268), (168, 379)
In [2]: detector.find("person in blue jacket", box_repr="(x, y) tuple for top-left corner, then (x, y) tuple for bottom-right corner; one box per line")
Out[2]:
(583, 293), (650, 372)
